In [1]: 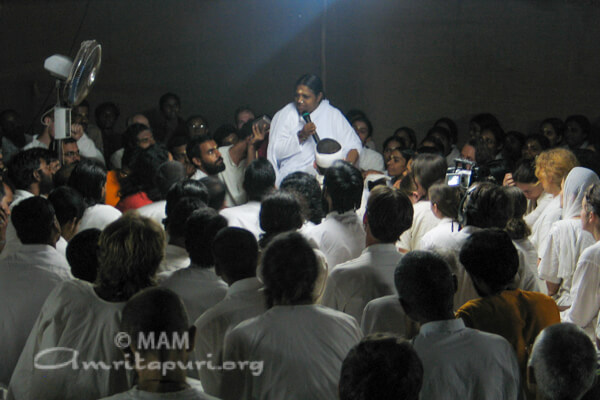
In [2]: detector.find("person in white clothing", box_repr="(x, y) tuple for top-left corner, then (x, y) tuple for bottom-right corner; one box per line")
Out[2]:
(350, 115), (385, 172)
(305, 161), (366, 268)
(538, 167), (599, 306)
(321, 186), (413, 324)
(8, 213), (166, 400)
(220, 232), (362, 400)
(68, 160), (122, 232)
(0, 197), (71, 386)
(397, 250), (521, 400)
(511, 159), (551, 227)
(220, 158), (275, 240)
(267, 73), (361, 185)
(418, 183), (461, 250)
(187, 135), (225, 181)
(161, 208), (228, 323)
(279, 171), (324, 226)
(99, 287), (218, 400)
(47, 186), (86, 257)
(398, 153), (447, 251)
(137, 161), (186, 228)
(194, 227), (265, 396)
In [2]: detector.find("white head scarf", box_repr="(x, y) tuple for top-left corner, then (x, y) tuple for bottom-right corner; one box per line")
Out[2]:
(561, 167), (600, 219)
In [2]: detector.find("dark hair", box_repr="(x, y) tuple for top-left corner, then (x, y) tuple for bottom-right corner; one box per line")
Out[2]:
(213, 124), (239, 147)
(395, 250), (455, 321)
(199, 176), (226, 211)
(185, 208), (228, 267)
(237, 120), (255, 141)
(213, 227), (258, 282)
(66, 228), (101, 283)
(366, 186), (413, 243)
(512, 159), (538, 184)
(295, 73), (324, 96)
(47, 186), (85, 226)
(261, 231), (318, 308)
(539, 118), (565, 142)
(234, 106), (254, 124)
(411, 154), (447, 195)
(7, 149), (42, 190)
(459, 228), (519, 293)
(481, 124), (506, 147)
(418, 135), (445, 156)
(525, 134), (550, 152)
(393, 127), (417, 150)
(94, 102), (120, 122)
(280, 171), (323, 225)
(339, 333), (423, 400)
(155, 161), (186, 199)
(123, 123), (153, 151)
(350, 115), (373, 138)
(426, 126), (451, 146)
(323, 161), (363, 213)
(259, 191), (304, 248)
(166, 135), (189, 153)
(434, 117), (458, 144)
(165, 179), (209, 219)
(159, 92), (180, 108)
(461, 182), (513, 229)
(119, 144), (170, 200)
(167, 196), (206, 239)
(504, 186), (531, 240)
(11, 196), (56, 244)
(565, 115), (591, 138)
(316, 138), (342, 154)
(67, 159), (107, 206)
(584, 183), (600, 216)
(244, 158), (275, 202)
(470, 113), (500, 130)
(186, 134), (213, 162)
(186, 114), (208, 132)
(428, 184), (461, 219)
(383, 135), (405, 151)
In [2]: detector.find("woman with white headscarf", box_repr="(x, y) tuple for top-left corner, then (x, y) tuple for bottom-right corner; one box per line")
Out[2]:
(538, 167), (599, 308)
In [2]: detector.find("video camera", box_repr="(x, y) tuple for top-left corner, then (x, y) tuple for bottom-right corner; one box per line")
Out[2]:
(445, 158), (487, 190)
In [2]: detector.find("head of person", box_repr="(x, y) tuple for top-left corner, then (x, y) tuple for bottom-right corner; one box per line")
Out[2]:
(126, 113), (150, 128)
(562, 167), (600, 220)
(513, 159), (544, 201)
(199, 176), (227, 211)
(459, 228), (519, 296)
(186, 135), (224, 175)
(315, 139), (344, 174)
(411, 153), (447, 200)
(61, 138), (80, 166)
(159, 92), (181, 121)
(351, 116), (373, 146)
(234, 106), (255, 130)
(459, 182), (513, 229)
(123, 123), (155, 151)
(0, 109), (26, 147)
(539, 118), (565, 148)
(434, 117), (458, 145)
(7, 148), (54, 194)
(294, 73), (324, 115)
(68, 159), (107, 206)
(426, 126), (451, 156)
(166, 196), (206, 241)
(339, 333), (423, 400)
(213, 227), (259, 284)
(261, 231), (318, 308)
(72, 100), (90, 132)
(119, 144), (170, 200)
(184, 207), (228, 268)
(259, 191), (304, 248)
(280, 171), (324, 225)
(94, 102), (120, 131)
(323, 161), (363, 214)
(383, 136), (405, 163)
(417, 136), (445, 157)
(155, 161), (186, 200)
(477, 124), (505, 163)
(460, 139), (477, 166)
(213, 123), (239, 147)
(522, 134), (550, 160)
(428, 183), (461, 220)
(398, 172), (420, 204)
(47, 186), (86, 241)
(535, 148), (579, 196)
(503, 130), (526, 163)
(186, 114), (208, 137)
(386, 148), (413, 180)
(564, 115), (591, 150)
(395, 250), (456, 322)
(393, 127), (417, 151)
(40, 106), (56, 139)
(504, 185), (531, 240)
(581, 183), (600, 236)
(365, 186), (413, 244)
(167, 135), (195, 177)
(164, 179), (209, 221)
(66, 228), (101, 283)
(243, 158), (276, 202)
(120, 287), (194, 363)
(528, 323), (596, 400)
(469, 113), (500, 139)
(11, 196), (60, 247)
(95, 213), (165, 302)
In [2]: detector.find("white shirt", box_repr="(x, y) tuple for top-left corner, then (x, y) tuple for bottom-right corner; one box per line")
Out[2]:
(219, 201), (262, 240)
(220, 304), (362, 400)
(358, 147), (384, 172)
(320, 243), (402, 324)
(137, 200), (167, 229)
(109, 148), (124, 170)
(524, 191), (553, 228)
(217, 145), (247, 207)
(160, 266), (228, 323)
(194, 277), (266, 396)
(398, 200), (440, 251)
(8, 279), (130, 400)
(191, 169), (208, 181)
(157, 244), (190, 277)
(530, 196), (561, 257)
(538, 219), (595, 306)
(55, 236), (68, 258)
(413, 319), (521, 400)
(513, 237), (546, 294)
(445, 146), (461, 166)
(562, 241), (600, 340)
(0, 245), (70, 386)
(304, 210), (366, 269)
(360, 295), (420, 338)
(78, 204), (122, 232)
(267, 100), (362, 185)
(417, 217), (460, 250)
(77, 133), (106, 166)
(0, 189), (34, 260)
(99, 378), (218, 400)
(22, 135), (48, 150)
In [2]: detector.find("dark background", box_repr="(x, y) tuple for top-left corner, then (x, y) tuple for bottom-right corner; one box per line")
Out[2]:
(2, 0), (600, 147)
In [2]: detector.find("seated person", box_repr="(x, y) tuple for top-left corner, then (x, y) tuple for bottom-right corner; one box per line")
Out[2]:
(47, 186), (86, 256)
(66, 228), (101, 283)
(417, 183), (461, 250)
(200, 176), (227, 211)
(350, 115), (385, 172)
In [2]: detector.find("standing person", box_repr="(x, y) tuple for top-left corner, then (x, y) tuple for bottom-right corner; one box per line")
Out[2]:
(267, 73), (361, 185)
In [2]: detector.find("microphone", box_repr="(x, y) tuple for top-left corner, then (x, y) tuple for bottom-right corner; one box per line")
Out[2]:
(302, 112), (320, 144)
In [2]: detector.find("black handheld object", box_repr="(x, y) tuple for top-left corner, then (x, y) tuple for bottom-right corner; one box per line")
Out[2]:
(302, 112), (320, 144)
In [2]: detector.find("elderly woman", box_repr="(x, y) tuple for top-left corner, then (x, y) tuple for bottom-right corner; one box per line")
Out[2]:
(8, 213), (166, 400)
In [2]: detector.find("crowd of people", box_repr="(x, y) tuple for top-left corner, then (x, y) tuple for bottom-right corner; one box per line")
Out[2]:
(1, 72), (600, 399)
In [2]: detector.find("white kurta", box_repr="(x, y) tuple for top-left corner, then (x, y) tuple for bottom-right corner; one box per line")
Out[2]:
(219, 201), (262, 241)
(267, 100), (362, 185)
(524, 191), (553, 228)
(360, 295), (420, 338)
(398, 200), (440, 251)
(160, 266), (228, 323)
(417, 217), (460, 250)
(77, 133), (106, 166)
(8, 279), (130, 400)
(217, 145), (248, 207)
(78, 204), (122, 232)
(190, 169), (208, 181)
(320, 243), (402, 324)
(194, 277), (266, 396)
(0, 245), (70, 386)
(157, 244), (190, 277)
(358, 147), (385, 172)
(412, 319), (521, 400)
(220, 304), (362, 400)
(99, 378), (218, 400)
(530, 196), (561, 257)
(304, 210), (366, 269)
(137, 200), (167, 229)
